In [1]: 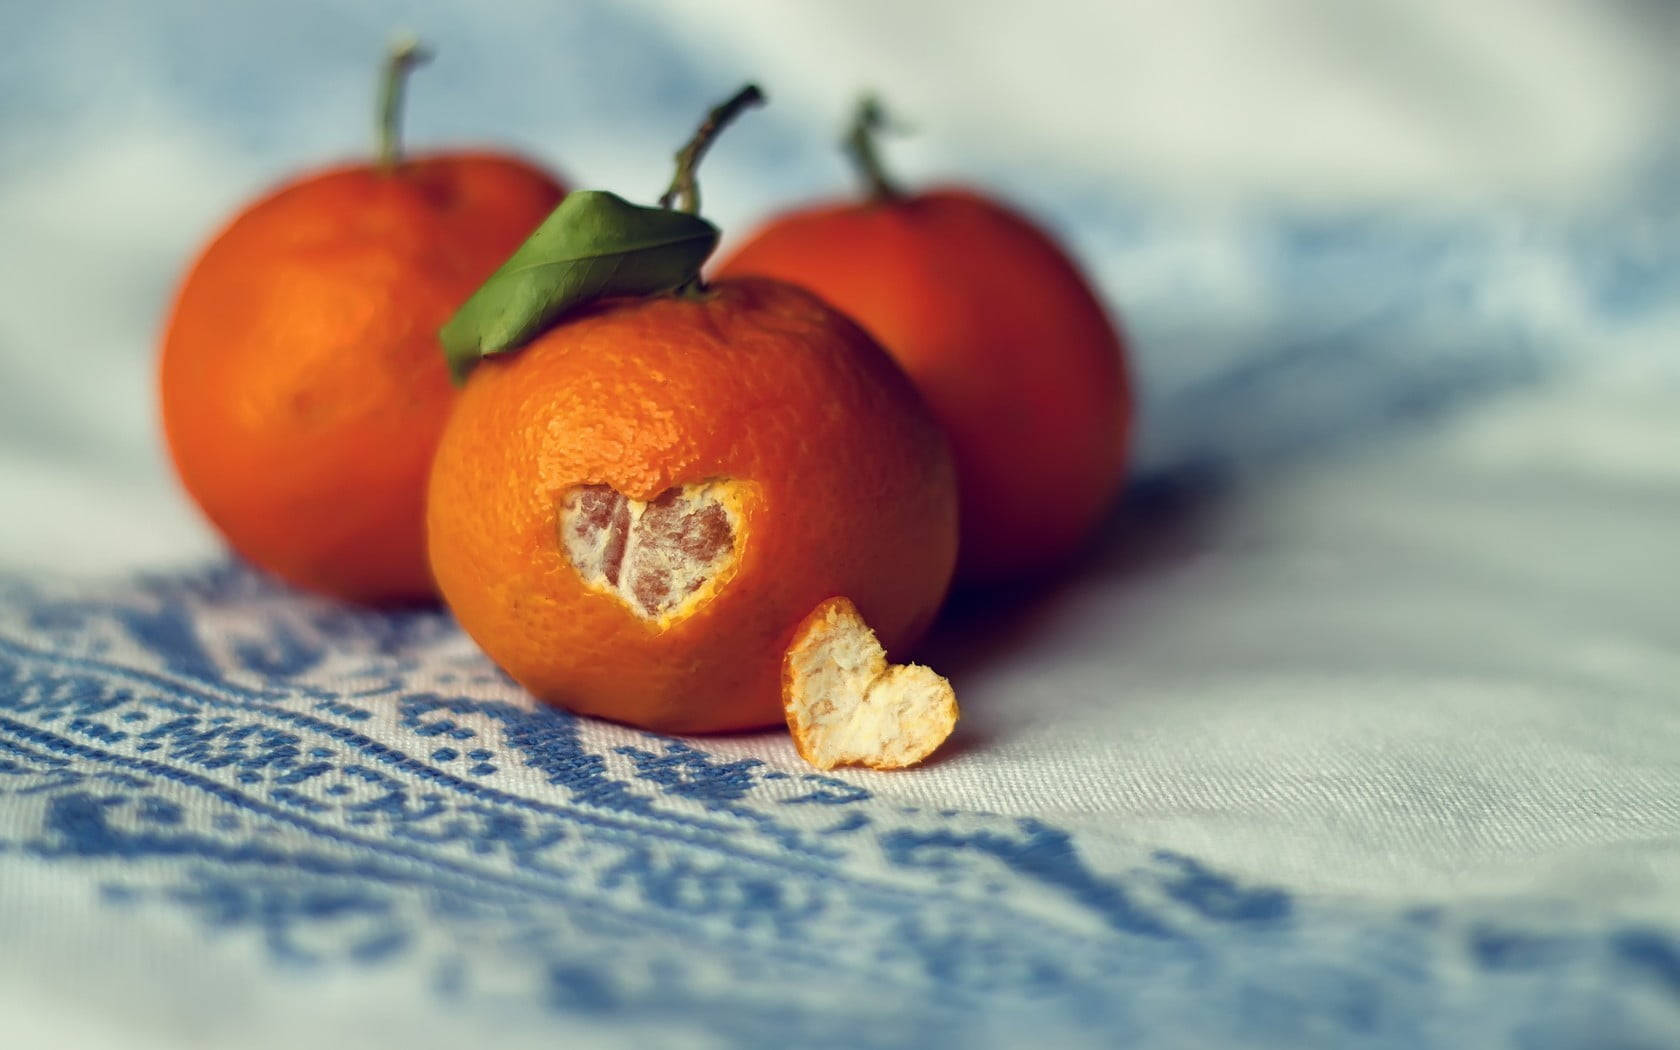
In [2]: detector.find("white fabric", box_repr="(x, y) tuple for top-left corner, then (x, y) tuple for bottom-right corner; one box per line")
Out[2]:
(721, 367), (1680, 913)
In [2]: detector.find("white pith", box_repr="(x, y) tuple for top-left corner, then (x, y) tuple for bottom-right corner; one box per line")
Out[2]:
(559, 478), (750, 628)
(784, 599), (958, 770)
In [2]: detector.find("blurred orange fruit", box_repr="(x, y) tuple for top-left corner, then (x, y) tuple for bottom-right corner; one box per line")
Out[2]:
(717, 103), (1132, 587)
(426, 277), (958, 733)
(158, 42), (564, 603)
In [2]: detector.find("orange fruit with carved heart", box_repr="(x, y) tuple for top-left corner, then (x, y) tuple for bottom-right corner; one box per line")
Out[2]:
(426, 277), (957, 733)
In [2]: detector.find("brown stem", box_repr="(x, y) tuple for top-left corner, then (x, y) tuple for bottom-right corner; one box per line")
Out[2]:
(659, 84), (766, 214)
(844, 95), (901, 201)
(378, 36), (431, 171)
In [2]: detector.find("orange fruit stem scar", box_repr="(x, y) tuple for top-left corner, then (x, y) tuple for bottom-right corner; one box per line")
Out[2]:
(783, 597), (958, 771)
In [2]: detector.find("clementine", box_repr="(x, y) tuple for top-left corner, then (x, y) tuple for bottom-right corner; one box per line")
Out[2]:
(427, 88), (958, 734)
(717, 100), (1132, 587)
(158, 40), (564, 603)
(428, 277), (957, 733)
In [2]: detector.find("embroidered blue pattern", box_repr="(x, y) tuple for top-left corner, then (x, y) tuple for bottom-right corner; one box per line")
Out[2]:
(1, 565), (1677, 1048)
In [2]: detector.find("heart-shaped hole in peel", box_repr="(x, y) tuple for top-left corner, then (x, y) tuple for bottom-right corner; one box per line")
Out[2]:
(560, 479), (747, 626)
(782, 597), (958, 770)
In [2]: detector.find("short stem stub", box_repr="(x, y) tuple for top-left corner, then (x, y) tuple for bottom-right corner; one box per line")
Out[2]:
(377, 35), (431, 172)
(845, 95), (901, 201)
(659, 84), (766, 216)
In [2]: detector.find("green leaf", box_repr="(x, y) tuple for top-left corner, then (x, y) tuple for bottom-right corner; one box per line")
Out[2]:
(439, 189), (720, 383)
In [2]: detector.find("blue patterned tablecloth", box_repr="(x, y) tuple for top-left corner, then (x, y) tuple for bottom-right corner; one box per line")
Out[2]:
(3, 562), (1679, 1049)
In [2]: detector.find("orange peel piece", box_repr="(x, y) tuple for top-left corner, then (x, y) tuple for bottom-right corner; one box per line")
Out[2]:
(782, 596), (958, 770)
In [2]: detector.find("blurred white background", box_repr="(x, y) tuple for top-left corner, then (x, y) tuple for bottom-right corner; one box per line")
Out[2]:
(653, 0), (1678, 208)
(1, 0), (1675, 573)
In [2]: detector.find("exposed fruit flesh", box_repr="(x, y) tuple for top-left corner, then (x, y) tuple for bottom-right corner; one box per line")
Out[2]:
(560, 479), (748, 626)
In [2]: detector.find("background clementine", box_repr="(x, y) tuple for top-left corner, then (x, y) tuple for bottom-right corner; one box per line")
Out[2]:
(717, 102), (1132, 588)
(158, 42), (564, 603)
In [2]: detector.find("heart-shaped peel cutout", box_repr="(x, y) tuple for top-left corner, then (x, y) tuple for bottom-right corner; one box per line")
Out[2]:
(560, 479), (748, 626)
(782, 597), (958, 770)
